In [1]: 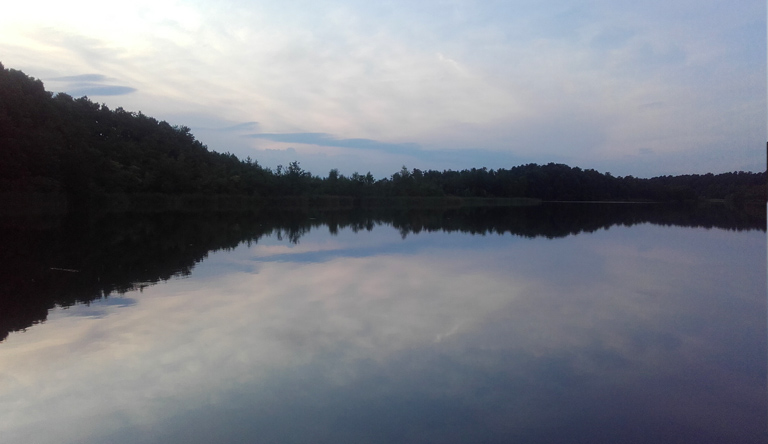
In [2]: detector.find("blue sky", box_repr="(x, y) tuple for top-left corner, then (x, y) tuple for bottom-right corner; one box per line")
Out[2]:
(1, 0), (764, 178)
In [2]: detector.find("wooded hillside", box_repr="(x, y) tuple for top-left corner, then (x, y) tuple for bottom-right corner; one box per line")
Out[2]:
(1, 63), (764, 203)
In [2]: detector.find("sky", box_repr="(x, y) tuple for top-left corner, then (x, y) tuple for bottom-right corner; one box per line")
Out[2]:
(1, 0), (764, 178)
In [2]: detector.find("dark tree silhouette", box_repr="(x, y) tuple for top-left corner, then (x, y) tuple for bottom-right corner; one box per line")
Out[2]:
(1, 62), (764, 204)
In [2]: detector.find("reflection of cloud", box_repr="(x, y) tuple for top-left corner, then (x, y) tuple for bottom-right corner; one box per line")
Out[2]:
(0, 238), (526, 443)
(0, 210), (764, 443)
(58, 297), (138, 320)
(638, 101), (665, 110)
(0, 259), (501, 442)
(249, 242), (344, 258)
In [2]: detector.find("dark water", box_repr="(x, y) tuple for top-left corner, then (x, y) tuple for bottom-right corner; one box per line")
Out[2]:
(0, 203), (765, 443)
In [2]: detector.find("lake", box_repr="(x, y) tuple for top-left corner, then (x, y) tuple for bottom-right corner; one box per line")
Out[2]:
(0, 203), (765, 443)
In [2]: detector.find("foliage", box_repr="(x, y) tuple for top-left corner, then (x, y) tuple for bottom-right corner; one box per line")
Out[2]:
(1, 62), (764, 203)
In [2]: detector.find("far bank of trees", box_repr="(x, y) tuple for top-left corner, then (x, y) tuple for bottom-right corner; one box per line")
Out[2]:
(1, 62), (764, 204)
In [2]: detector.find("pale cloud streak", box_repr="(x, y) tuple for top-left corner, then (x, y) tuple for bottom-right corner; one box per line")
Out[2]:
(0, 0), (763, 177)
(46, 73), (137, 97)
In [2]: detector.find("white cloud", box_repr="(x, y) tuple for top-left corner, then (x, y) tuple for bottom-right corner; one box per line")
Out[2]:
(0, 0), (763, 176)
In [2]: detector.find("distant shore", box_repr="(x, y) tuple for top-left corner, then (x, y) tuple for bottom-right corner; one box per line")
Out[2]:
(5, 191), (765, 218)
(0, 192), (546, 215)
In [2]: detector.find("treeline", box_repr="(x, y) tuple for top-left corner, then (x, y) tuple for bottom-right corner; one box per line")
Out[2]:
(1, 62), (764, 203)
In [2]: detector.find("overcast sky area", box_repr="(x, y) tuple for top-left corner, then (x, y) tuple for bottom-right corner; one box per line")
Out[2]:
(1, 0), (764, 178)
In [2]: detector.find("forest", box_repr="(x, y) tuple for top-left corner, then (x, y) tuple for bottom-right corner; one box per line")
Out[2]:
(1, 62), (765, 204)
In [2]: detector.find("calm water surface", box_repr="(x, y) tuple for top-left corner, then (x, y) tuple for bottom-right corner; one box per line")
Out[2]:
(0, 204), (765, 443)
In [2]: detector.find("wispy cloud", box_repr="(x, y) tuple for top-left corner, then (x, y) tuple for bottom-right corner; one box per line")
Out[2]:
(50, 74), (112, 82)
(65, 86), (137, 97)
(221, 122), (259, 132)
(47, 69), (136, 97)
(246, 133), (420, 155)
(0, 0), (762, 176)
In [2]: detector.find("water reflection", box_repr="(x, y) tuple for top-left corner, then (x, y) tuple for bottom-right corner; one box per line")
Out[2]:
(0, 203), (763, 342)
(0, 204), (765, 443)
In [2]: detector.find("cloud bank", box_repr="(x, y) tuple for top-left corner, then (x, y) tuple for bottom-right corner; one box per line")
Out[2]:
(48, 72), (137, 97)
(0, 0), (763, 177)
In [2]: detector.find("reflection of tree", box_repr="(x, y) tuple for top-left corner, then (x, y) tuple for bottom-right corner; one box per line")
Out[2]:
(0, 203), (763, 342)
